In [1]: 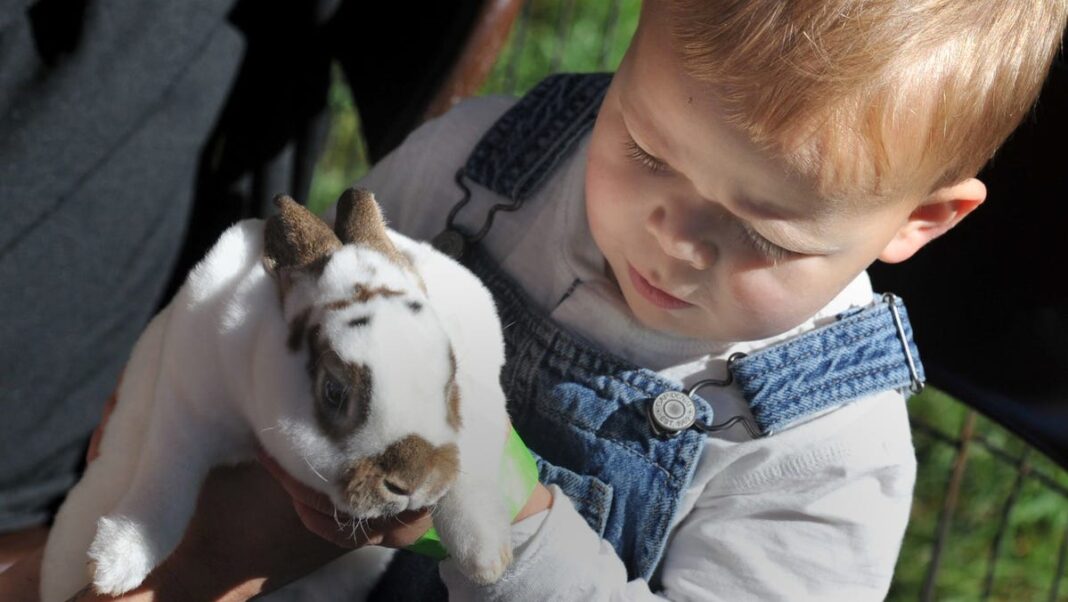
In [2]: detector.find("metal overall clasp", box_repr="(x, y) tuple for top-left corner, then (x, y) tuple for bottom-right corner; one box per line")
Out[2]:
(647, 352), (762, 440)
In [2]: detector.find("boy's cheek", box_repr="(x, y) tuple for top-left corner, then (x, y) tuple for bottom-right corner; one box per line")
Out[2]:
(725, 269), (834, 338)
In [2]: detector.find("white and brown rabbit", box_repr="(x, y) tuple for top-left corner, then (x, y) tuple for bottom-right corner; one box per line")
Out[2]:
(41, 190), (513, 601)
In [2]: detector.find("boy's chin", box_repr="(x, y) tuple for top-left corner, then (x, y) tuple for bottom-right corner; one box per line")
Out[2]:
(627, 300), (801, 344)
(625, 301), (716, 341)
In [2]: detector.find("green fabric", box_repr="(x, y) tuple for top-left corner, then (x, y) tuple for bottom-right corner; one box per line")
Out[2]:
(405, 426), (540, 559)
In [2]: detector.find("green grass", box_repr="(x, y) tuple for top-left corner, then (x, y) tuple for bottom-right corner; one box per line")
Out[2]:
(308, 3), (1068, 599)
(891, 389), (1068, 602)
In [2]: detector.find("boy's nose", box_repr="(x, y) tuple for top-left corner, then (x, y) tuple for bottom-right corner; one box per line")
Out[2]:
(646, 206), (717, 270)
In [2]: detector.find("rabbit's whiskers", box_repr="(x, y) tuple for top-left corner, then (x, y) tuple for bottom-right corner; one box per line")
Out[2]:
(303, 455), (329, 482)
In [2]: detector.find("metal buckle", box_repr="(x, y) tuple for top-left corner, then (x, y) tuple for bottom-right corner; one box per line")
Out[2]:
(647, 352), (762, 439)
(883, 293), (925, 394)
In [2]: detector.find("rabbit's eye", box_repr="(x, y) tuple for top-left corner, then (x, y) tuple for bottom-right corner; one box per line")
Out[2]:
(313, 363), (371, 438)
(321, 374), (348, 416)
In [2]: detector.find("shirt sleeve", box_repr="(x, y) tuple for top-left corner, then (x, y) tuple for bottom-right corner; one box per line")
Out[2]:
(323, 95), (516, 242)
(439, 391), (917, 601)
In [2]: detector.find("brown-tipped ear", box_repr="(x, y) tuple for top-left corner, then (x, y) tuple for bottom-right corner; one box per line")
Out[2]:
(333, 188), (406, 265)
(263, 195), (342, 275)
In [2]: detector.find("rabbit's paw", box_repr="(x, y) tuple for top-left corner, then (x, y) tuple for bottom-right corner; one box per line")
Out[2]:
(451, 525), (513, 585)
(87, 515), (156, 595)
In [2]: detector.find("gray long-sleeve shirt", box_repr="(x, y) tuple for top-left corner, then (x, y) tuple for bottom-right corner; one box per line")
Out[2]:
(0, 0), (242, 531)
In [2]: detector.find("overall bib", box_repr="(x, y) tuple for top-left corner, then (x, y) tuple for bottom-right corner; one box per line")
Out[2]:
(369, 73), (924, 599)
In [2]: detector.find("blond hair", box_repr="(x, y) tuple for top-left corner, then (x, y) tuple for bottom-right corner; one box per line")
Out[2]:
(668, 0), (1067, 203)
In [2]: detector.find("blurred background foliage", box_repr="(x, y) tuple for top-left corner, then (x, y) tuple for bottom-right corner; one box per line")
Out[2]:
(308, 1), (1068, 599)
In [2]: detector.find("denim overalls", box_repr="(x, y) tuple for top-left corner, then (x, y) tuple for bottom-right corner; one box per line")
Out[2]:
(368, 73), (925, 599)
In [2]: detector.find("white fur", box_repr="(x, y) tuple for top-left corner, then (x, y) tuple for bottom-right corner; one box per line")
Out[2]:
(40, 219), (512, 600)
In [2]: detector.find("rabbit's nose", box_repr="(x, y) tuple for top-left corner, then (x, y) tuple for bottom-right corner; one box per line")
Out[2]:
(383, 478), (414, 497)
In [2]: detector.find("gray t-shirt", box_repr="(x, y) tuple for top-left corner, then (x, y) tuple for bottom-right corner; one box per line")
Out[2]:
(0, 0), (242, 531)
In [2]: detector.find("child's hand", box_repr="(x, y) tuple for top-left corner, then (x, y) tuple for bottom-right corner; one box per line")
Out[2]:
(257, 450), (434, 549)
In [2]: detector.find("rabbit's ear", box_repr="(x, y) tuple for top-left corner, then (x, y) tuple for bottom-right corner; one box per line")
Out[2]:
(333, 189), (407, 266)
(263, 195), (341, 277)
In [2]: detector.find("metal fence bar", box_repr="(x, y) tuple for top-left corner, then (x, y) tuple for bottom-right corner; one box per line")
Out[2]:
(921, 410), (978, 602)
(911, 419), (1068, 500)
(981, 448), (1032, 601)
(1051, 520), (1068, 602)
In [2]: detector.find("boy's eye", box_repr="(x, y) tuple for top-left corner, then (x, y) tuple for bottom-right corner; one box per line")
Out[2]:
(738, 222), (800, 262)
(624, 137), (668, 174)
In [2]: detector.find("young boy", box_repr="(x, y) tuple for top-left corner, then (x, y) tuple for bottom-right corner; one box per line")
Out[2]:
(9, 0), (1062, 600)
(311, 1), (1064, 600)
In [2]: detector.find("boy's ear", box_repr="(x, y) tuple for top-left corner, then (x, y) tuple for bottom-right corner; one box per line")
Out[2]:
(878, 178), (986, 264)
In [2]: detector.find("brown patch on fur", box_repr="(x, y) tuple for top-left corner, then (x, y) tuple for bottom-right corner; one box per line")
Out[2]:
(323, 298), (357, 313)
(344, 435), (460, 508)
(305, 324), (325, 382)
(287, 307), (312, 352)
(264, 195), (341, 297)
(355, 284), (404, 303)
(323, 285), (405, 312)
(333, 188), (413, 271)
(446, 349), (462, 431)
(305, 323), (374, 440)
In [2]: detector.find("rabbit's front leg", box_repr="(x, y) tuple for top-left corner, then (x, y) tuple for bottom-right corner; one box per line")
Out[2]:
(433, 471), (514, 585)
(432, 389), (513, 585)
(87, 406), (243, 595)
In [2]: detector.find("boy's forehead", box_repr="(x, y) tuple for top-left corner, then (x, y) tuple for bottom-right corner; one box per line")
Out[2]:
(619, 32), (852, 219)
(624, 0), (941, 208)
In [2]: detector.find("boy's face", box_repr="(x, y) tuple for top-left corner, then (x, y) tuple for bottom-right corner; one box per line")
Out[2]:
(585, 9), (925, 342)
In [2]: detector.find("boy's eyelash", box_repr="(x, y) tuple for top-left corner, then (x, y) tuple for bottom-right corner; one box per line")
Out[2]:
(621, 133), (800, 262)
(624, 138), (668, 173)
(739, 222), (797, 262)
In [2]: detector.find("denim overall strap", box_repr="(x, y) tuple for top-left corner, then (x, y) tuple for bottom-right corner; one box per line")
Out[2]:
(734, 295), (925, 435)
(465, 246), (711, 581)
(464, 72), (612, 201)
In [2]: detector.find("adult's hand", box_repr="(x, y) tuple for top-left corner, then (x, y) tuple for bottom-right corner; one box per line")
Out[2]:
(259, 426), (555, 552)
(46, 463), (348, 602)
(10, 379), (351, 602)
(258, 450), (434, 550)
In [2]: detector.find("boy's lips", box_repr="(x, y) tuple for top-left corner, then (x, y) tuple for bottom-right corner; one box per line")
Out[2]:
(627, 265), (693, 310)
